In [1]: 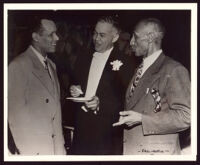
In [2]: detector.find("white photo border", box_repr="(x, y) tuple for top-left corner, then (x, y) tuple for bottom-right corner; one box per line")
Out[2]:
(3, 3), (197, 162)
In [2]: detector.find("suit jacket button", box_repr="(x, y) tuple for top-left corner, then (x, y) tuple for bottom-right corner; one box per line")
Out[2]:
(46, 99), (49, 103)
(52, 117), (54, 121)
(52, 134), (55, 138)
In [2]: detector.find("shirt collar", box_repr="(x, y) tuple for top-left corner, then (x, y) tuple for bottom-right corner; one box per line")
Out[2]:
(93, 47), (114, 59)
(143, 49), (162, 64)
(30, 45), (47, 67)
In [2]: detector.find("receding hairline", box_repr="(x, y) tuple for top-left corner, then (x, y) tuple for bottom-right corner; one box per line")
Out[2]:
(96, 16), (121, 34)
(41, 19), (55, 26)
(135, 18), (165, 34)
(31, 18), (56, 35)
(96, 21), (119, 35)
(40, 19), (56, 30)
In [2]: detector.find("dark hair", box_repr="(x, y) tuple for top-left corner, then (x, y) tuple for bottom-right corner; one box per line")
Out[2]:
(29, 16), (55, 35)
(29, 16), (43, 35)
(97, 15), (121, 33)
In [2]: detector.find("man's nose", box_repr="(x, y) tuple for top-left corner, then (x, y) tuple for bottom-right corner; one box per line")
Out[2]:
(130, 36), (136, 46)
(53, 33), (59, 41)
(94, 34), (100, 41)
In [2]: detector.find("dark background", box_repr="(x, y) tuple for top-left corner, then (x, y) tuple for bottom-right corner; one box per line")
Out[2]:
(8, 10), (191, 71)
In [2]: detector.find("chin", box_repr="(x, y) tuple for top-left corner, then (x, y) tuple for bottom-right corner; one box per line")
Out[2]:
(135, 52), (143, 57)
(49, 48), (56, 53)
(95, 48), (101, 53)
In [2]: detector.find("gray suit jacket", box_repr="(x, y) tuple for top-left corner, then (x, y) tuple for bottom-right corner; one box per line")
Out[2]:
(124, 53), (190, 155)
(8, 46), (66, 155)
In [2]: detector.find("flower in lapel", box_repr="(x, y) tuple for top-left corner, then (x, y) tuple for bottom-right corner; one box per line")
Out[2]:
(110, 60), (123, 71)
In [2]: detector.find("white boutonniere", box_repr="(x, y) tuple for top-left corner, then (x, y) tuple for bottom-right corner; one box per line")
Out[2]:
(110, 60), (123, 71)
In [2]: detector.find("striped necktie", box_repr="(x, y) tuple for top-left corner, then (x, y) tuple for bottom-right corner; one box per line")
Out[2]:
(129, 62), (144, 97)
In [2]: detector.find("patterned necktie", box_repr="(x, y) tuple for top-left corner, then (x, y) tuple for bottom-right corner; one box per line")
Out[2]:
(44, 60), (52, 80)
(129, 62), (144, 97)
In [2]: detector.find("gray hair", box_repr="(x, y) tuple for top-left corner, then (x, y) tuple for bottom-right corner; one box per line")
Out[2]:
(97, 15), (121, 34)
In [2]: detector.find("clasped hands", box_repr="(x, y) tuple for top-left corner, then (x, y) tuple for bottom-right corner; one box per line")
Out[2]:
(113, 111), (142, 127)
(70, 85), (99, 113)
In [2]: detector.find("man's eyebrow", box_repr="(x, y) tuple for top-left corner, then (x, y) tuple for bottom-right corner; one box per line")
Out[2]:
(93, 31), (106, 35)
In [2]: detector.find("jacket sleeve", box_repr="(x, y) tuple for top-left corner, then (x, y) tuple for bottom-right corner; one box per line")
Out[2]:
(52, 65), (66, 155)
(141, 65), (191, 135)
(8, 61), (30, 153)
(53, 105), (67, 155)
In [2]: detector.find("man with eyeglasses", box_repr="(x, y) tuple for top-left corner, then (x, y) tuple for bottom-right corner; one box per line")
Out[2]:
(113, 18), (190, 155)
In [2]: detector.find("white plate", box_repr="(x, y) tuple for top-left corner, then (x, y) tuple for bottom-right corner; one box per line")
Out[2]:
(66, 97), (92, 102)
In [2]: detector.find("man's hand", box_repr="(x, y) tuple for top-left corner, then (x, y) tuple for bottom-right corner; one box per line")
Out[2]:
(70, 85), (83, 97)
(85, 96), (100, 111)
(113, 111), (142, 127)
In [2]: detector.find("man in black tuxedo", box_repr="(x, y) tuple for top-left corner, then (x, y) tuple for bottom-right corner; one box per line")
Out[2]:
(69, 16), (135, 155)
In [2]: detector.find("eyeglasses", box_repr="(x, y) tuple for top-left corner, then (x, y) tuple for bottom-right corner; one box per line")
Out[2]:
(133, 31), (163, 42)
(133, 32), (163, 40)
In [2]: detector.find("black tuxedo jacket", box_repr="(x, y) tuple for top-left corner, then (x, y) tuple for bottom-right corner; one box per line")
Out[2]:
(71, 46), (136, 155)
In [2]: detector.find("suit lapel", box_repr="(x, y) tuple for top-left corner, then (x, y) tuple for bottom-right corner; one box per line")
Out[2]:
(47, 60), (60, 99)
(126, 54), (166, 110)
(28, 47), (56, 99)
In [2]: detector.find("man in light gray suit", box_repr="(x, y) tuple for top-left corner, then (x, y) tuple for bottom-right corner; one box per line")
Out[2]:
(8, 18), (66, 155)
(113, 18), (190, 155)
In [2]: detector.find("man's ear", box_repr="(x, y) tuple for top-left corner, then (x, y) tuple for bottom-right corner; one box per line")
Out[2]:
(147, 32), (161, 43)
(32, 32), (39, 42)
(146, 32), (154, 43)
(112, 33), (119, 43)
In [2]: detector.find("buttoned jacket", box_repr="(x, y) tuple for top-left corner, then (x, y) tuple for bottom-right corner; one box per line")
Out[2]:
(8, 46), (66, 155)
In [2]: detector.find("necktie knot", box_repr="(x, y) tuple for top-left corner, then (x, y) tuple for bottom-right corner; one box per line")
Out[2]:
(44, 60), (48, 70)
(138, 62), (143, 69)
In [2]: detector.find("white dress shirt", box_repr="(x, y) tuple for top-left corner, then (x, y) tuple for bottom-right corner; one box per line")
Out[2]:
(141, 49), (162, 77)
(30, 45), (47, 68)
(30, 45), (53, 79)
(85, 47), (113, 98)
